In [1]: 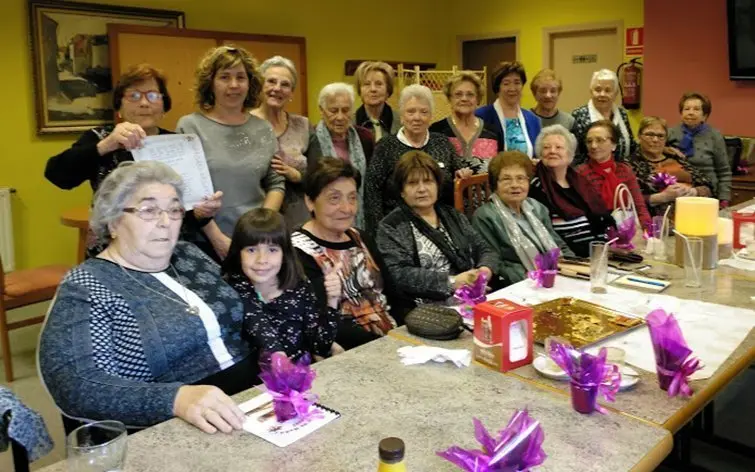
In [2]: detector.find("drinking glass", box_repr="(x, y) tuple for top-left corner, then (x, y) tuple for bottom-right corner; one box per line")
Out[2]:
(683, 237), (703, 288)
(590, 241), (609, 294)
(67, 420), (127, 472)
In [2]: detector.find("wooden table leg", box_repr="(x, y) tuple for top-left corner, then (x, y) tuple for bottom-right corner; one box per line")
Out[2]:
(76, 228), (87, 263)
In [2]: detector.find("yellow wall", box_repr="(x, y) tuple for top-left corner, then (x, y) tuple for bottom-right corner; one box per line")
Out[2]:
(445, 0), (644, 128)
(2, 0), (446, 269)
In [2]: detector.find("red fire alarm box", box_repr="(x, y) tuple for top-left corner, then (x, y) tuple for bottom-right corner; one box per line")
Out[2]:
(473, 299), (533, 372)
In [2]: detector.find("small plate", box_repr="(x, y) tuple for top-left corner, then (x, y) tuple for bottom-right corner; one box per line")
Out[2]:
(533, 356), (640, 391)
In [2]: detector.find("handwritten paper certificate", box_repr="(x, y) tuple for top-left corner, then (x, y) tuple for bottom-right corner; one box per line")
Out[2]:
(131, 134), (214, 210)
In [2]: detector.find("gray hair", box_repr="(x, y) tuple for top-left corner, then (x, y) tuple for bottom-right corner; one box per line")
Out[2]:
(90, 161), (184, 244)
(399, 84), (434, 115)
(590, 68), (619, 91)
(535, 124), (578, 159)
(259, 55), (298, 90)
(318, 82), (355, 109)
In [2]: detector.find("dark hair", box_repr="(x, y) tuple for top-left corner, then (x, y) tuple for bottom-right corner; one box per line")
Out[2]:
(222, 208), (303, 292)
(113, 64), (172, 112)
(492, 61), (527, 95)
(392, 151), (443, 196)
(304, 157), (362, 201)
(678, 92), (712, 116)
(488, 151), (534, 192)
(587, 119), (619, 142)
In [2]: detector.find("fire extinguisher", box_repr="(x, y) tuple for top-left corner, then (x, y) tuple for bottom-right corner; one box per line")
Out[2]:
(617, 58), (642, 110)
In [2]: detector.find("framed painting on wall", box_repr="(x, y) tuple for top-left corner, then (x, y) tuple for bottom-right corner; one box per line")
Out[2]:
(28, 0), (185, 134)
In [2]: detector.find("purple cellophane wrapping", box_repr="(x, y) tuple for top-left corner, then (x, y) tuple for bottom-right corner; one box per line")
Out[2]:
(607, 217), (636, 251)
(527, 248), (561, 287)
(646, 309), (702, 397)
(258, 352), (321, 422)
(548, 341), (621, 414)
(437, 410), (546, 471)
(455, 272), (488, 318)
(651, 172), (678, 190)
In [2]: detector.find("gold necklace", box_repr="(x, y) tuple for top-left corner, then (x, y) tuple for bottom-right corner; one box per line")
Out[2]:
(105, 250), (200, 315)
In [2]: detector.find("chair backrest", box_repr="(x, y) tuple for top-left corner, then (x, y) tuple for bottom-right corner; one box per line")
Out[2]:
(0, 254), (5, 298)
(724, 136), (743, 174)
(454, 173), (491, 218)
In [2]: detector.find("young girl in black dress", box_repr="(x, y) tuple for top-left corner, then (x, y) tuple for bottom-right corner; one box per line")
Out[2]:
(223, 208), (342, 360)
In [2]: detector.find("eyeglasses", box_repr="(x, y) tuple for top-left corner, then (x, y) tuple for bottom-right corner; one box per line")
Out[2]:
(123, 206), (185, 221)
(586, 137), (611, 145)
(452, 91), (476, 99)
(499, 176), (529, 185)
(641, 132), (667, 140)
(124, 90), (163, 104)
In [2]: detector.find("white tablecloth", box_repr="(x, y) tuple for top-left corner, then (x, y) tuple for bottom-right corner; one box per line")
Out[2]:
(488, 276), (755, 380)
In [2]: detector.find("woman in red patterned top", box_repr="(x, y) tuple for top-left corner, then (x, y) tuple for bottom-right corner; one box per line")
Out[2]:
(576, 120), (652, 232)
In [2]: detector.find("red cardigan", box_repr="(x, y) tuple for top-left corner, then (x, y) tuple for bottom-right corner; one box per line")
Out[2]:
(576, 161), (652, 230)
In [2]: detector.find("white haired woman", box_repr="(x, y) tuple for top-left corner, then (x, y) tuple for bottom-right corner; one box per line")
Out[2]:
(353, 61), (401, 141)
(307, 82), (374, 228)
(251, 56), (311, 228)
(39, 161), (256, 434)
(529, 125), (615, 257)
(571, 69), (637, 165)
(364, 84), (470, 232)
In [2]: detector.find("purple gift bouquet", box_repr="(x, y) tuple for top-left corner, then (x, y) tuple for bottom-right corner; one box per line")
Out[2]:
(527, 248), (560, 288)
(259, 352), (322, 422)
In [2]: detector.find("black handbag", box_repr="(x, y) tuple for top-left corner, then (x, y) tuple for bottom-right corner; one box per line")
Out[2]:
(404, 304), (465, 340)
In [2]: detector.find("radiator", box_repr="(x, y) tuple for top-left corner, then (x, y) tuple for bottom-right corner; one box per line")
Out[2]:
(0, 187), (15, 272)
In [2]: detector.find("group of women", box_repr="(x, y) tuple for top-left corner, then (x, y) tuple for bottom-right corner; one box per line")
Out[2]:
(39, 46), (731, 435)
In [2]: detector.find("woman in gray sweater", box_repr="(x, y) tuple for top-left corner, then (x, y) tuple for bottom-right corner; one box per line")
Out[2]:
(177, 45), (286, 258)
(667, 92), (732, 204)
(39, 162), (254, 433)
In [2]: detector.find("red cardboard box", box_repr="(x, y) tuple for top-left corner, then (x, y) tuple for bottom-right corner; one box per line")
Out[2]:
(473, 299), (533, 372)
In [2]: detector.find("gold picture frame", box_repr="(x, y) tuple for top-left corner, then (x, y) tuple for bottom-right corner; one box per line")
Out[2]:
(28, 0), (185, 134)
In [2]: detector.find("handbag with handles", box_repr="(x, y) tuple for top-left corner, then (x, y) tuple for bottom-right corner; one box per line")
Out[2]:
(611, 183), (641, 230)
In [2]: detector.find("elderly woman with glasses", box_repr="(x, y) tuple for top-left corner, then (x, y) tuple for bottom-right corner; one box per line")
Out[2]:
(177, 45), (286, 259)
(473, 151), (573, 283)
(529, 125), (615, 257)
(353, 61), (401, 141)
(571, 69), (637, 165)
(250, 56), (311, 229)
(430, 72), (502, 173)
(576, 120), (652, 232)
(377, 151), (499, 316)
(365, 84), (469, 232)
(667, 92), (732, 205)
(45, 64), (221, 258)
(307, 82), (374, 229)
(39, 161), (256, 434)
(475, 61), (541, 159)
(630, 116), (713, 217)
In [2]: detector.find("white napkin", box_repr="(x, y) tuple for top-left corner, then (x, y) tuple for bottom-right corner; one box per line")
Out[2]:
(397, 345), (471, 368)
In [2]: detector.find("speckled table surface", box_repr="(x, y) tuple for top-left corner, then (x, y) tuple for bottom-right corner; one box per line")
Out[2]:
(37, 336), (671, 472)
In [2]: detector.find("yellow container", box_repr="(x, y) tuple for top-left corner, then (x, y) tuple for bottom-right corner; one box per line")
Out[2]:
(675, 197), (719, 236)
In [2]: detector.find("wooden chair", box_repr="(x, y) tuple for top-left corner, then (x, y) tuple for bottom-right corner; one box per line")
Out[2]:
(0, 256), (68, 382)
(454, 173), (491, 219)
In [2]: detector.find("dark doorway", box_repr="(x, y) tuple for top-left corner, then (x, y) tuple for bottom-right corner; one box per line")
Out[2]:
(462, 37), (517, 105)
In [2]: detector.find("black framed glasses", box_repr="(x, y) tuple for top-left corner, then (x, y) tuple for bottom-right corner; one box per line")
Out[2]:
(124, 90), (163, 104)
(123, 206), (185, 221)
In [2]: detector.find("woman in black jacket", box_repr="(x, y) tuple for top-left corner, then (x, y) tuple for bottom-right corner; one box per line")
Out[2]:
(376, 151), (501, 317)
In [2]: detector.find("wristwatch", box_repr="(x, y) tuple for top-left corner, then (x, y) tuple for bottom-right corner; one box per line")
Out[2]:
(448, 275), (456, 288)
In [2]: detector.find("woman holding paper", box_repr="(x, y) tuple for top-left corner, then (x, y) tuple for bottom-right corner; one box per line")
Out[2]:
(178, 46), (286, 259)
(39, 161), (256, 434)
(472, 151), (573, 283)
(251, 56), (312, 229)
(475, 61), (541, 159)
(44, 64), (222, 258)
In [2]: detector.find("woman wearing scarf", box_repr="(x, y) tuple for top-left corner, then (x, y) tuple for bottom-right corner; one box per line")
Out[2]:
(571, 69), (636, 166)
(529, 125), (615, 258)
(630, 116), (713, 217)
(473, 151), (573, 283)
(307, 82), (374, 229)
(377, 151), (499, 317)
(475, 61), (541, 159)
(353, 61), (401, 142)
(667, 92), (731, 206)
(576, 120), (652, 232)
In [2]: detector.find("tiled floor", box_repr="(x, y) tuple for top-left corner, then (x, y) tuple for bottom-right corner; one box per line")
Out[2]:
(2, 308), (753, 471)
